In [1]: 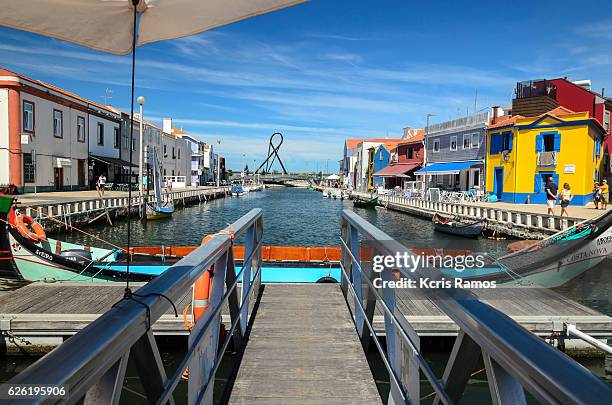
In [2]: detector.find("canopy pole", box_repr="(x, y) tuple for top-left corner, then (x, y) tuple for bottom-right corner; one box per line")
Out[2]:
(124, 0), (140, 297)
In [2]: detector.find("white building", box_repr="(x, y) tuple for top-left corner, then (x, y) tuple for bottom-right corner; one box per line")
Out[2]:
(163, 118), (203, 186)
(87, 105), (122, 187)
(0, 67), (111, 192)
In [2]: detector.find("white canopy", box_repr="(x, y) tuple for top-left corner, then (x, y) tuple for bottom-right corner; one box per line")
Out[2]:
(326, 174), (340, 180)
(0, 0), (306, 55)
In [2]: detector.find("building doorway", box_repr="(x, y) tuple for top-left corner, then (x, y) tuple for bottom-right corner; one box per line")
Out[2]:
(494, 167), (503, 200)
(54, 168), (64, 191)
(469, 168), (481, 189)
(78, 159), (86, 187)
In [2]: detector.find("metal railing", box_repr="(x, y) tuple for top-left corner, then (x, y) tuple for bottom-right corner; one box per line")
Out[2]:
(8, 208), (264, 405)
(339, 209), (612, 404)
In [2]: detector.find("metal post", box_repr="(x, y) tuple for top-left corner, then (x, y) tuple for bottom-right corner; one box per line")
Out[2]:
(138, 97), (145, 198)
(348, 225), (365, 336)
(216, 138), (221, 188)
(240, 224), (255, 333)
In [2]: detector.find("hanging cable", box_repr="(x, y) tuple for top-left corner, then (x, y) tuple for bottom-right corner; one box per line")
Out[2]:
(124, 0), (139, 298)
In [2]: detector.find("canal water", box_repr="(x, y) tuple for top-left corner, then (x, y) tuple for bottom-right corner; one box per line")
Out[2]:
(1, 188), (609, 402)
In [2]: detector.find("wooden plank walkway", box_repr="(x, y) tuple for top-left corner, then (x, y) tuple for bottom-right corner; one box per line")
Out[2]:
(227, 284), (381, 404)
(0, 283), (611, 337)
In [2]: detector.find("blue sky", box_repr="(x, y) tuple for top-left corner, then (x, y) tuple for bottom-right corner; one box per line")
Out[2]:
(2, 0), (612, 171)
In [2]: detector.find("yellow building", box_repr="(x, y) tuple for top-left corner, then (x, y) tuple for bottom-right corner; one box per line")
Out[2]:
(486, 107), (605, 205)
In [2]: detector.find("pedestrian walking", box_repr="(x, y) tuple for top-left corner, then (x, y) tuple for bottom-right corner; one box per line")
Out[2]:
(601, 179), (609, 210)
(544, 177), (558, 216)
(96, 174), (107, 196)
(593, 181), (601, 209)
(559, 183), (572, 217)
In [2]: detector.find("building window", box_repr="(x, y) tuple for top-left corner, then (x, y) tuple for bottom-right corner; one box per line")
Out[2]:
(471, 133), (479, 149)
(114, 127), (120, 148)
(53, 109), (63, 138)
(23, 153), (35, 183)
(432, 139), (440, 152)
(463, 134), (471, 149)
(605, 111), (610, 133)
(164, 144), (167, 157)
(450, 136), (457, 151)
(172, 147), (176, 159)
(543, 133), (555, 152)
(178, 149), (181, 159)
(96, 123), (104, 145)
(23, 101), (34, 133)
(131, 138), (135, 151)
(406, 147), (414, 159)
(77, 116), (85, 142)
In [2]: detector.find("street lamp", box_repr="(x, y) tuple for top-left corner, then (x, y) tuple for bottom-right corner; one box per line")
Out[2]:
(216, 138), (221, 187)
(137, 96), (145, 198)
(423, 113), (435, 193)
(242, 153), (246, 185)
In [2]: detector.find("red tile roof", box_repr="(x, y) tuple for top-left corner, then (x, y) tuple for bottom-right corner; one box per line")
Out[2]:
(0, 66), (117, 115)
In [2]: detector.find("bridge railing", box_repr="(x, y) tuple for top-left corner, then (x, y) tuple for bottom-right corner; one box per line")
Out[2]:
(8, 208), (264, 405)
(339, 209), (612, 404)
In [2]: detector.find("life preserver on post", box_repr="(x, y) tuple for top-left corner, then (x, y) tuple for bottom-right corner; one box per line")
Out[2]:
(15, 214), (46, 243)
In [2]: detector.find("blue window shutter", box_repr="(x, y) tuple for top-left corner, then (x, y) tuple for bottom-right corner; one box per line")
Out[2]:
(553, 172), (559, 185)
(494, 133), (502, 154)
(534, 174), (542, 192)
(535, 134), (543, 152)
(596, 139), (601, 158)
(507, 132), (514, 151)
(489, 134), (497, 154)
(553, 132), (561, 152)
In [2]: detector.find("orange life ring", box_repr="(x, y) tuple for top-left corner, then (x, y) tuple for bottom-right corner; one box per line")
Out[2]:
(16, 214), (46, 243)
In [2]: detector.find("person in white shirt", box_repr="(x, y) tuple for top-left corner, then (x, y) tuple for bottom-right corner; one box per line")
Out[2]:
(96, 174), (107, 196)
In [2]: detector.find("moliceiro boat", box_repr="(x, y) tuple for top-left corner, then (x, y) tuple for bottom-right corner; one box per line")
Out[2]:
(0, 197), (342, 283)
(430, 210), (612, 287)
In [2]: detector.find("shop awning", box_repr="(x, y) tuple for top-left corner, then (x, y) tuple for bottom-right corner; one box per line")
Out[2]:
(90, 154), (138, 170)
(414, 161), (480, 175)
(373, 163), (421, 177)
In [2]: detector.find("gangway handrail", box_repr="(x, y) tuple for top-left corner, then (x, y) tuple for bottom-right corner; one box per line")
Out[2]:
(340, 209), (612, 405)
(8, 208), (264, 405)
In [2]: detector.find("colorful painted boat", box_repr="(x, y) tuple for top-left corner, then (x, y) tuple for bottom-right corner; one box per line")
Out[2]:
(1, 192), (611, 287)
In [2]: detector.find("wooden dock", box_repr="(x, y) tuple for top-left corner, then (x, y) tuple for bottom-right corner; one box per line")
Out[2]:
(227, 284), (381, 404)
(1, 282), (611, 339)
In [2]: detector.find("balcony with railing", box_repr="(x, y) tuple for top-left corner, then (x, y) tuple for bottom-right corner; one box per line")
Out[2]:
(513, 80), (560, 117)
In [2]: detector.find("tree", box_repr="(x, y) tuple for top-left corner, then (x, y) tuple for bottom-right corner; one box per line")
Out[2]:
(244, 164), (249, 174)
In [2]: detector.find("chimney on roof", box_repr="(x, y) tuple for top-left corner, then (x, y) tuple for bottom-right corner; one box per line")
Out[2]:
(492, 106), (500, 124)
(163, 118), (172, 134)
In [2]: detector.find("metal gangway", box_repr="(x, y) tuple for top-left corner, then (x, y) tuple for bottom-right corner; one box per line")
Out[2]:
(7, 209), (612, 404)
